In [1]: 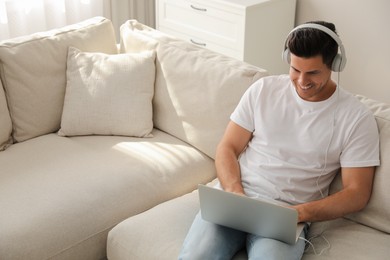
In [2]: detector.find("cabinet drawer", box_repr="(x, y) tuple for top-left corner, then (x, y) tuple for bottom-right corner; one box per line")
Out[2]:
(159, 26), (243, 60)
(157, 0), (244, 52)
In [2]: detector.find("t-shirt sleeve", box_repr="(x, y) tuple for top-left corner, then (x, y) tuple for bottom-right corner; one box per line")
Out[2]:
(340, 111), (380, 167)
(230, 82), (260, 132)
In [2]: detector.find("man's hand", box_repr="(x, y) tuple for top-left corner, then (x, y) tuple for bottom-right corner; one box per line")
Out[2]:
(224, 183), (246, 196)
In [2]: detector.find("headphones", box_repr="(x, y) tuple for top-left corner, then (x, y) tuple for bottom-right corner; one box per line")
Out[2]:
(282, 23), (347, 72)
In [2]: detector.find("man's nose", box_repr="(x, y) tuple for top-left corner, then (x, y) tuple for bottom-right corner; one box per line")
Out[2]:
(298, 74), (310, 86)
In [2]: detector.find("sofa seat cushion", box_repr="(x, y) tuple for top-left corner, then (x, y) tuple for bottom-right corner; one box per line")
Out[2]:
(0, 16), (118, 142)
(107, 180), (390, 260)
(0, 79), (12, 150)
(107, 179), (247, 260)
(303, 218), (390, 260)
(107, 186), (202, 260)
(0, 130), (215, 260)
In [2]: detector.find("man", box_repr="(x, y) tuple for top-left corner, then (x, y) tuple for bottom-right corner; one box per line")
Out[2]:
(179, 21), (380, 260)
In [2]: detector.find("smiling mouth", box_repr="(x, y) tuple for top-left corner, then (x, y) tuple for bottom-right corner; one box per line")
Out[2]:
(299, 84), (313, 90)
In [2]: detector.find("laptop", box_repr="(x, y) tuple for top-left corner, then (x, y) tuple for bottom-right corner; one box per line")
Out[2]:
(198, 184), (305, 245)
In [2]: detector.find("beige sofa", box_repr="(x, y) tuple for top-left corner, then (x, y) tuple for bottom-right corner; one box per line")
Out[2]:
(0, 17), (389, 260)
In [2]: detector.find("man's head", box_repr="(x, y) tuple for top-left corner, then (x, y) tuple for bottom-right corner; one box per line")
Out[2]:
(283, 21), (345, 72)
(283, 21), (345, 102)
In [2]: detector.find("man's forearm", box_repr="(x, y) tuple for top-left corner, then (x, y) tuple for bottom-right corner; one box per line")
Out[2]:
(214, 121), (253, 195)
(215, 146), (245, 195)
(293, 189), (366, 222)
(293, 167), (374, 223)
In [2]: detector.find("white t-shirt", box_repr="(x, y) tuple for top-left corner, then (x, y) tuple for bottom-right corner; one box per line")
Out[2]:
(227, 75), (380, 205)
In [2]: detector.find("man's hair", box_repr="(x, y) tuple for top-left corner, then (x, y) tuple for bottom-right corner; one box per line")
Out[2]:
(287, 21), (339, 69)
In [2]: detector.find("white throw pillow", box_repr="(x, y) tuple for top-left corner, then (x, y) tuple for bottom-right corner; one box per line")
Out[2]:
(58, 47), (155, 137)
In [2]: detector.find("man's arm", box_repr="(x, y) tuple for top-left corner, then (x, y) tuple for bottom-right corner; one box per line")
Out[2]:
(215, 121), (253, 195)
(293, 166), (375, 223)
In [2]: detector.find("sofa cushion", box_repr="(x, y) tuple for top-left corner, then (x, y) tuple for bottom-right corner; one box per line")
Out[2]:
(107, 187), (202, 260)
(328, 96), (390, 233)
(119, 20), (268, 159)
(0, 16), (118, 143)
(58, 47), (155, 137)
(107, 180), (390, 260)
(107, 179), (247, 260)
(303, 218), (390, 260)
(0, 131), (215, 259)
(0, 79), (12, 150)
(344, 96), (390, 233)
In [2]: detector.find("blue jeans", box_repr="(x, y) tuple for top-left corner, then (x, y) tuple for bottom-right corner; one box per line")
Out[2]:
(179, 212), (308, 260)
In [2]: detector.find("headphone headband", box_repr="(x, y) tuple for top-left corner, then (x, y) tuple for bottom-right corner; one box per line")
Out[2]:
(282, 23), (347, 72)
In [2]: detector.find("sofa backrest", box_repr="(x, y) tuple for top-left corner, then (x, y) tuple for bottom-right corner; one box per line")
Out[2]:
(120, 20), (268, 159)
(330, 95), (390, 233)
(0, 79), (12, 150)
(0, 16), (118, 143)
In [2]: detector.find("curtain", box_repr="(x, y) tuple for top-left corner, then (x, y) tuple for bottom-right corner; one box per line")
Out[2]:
(110, 0), (155, 41)
(0, 0), (155, 41)
(110, 0), (155, 28)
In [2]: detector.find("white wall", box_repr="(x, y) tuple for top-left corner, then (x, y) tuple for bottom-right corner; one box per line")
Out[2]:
(296, 0), (390, 103)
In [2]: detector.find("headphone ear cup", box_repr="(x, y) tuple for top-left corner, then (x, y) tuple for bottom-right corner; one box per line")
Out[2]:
(331, 54), (343, 72)
(282, 48), (291, 64)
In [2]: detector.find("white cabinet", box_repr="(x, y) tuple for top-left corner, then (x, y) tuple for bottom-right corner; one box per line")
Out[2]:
(156, 0), (296, 75)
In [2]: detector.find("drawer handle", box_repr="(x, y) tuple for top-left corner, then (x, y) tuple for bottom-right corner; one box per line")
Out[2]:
(190, 39), (206, 47)
(190, 4), (207, 12)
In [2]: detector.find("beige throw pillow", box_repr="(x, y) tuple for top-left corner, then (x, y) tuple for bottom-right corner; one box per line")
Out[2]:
(329, 96), (390, 233)
(120, 20), (268, 159)
(344, 96), (390, 233)
(58, 47), (155, 137)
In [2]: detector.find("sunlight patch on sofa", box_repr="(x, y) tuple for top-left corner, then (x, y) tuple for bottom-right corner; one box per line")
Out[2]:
(113, 141), (199, 169)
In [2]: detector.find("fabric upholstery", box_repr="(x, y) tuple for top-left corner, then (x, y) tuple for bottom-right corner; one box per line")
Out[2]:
(329, 96), (390, 233)
(59, 47), (155, 137)
(0, 16), (118, 142)
(107, 180), (390, 260)
(119, 20), (268, 159)
(343, 96), (390, 233)
(0, 131), (215, 259)
(0, 79), (12, 150)
(107, 188), (201, 260)
(303, 218), (390, 260)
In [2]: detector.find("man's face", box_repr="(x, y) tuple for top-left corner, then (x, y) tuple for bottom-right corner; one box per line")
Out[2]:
(289, 54), (334, 102)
